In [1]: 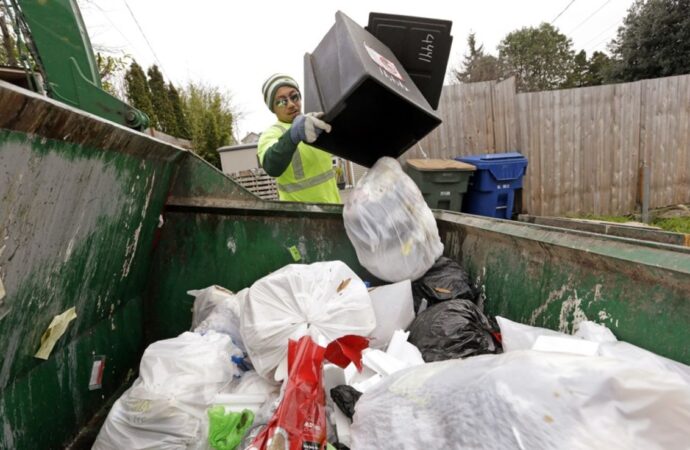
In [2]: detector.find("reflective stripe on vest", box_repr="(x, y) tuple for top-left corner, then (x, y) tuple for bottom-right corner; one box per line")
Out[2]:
(271, 123), (305, 179)
(277, 169), (335, 193)
(291, 147), (305, 179)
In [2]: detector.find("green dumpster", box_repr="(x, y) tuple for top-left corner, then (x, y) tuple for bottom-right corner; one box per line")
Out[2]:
(1, 80), (690, 449)
(405, 159), (476, 211)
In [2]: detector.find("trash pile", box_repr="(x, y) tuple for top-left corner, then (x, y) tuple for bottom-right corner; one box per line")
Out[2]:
(94, 158), (690, 450)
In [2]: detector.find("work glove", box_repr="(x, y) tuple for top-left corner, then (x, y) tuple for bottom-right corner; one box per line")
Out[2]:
(289, 112), (332, 144)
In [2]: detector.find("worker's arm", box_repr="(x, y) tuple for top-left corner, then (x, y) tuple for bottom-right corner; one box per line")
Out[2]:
(259, 114), (332, 177)
(261, 131), (298, 177)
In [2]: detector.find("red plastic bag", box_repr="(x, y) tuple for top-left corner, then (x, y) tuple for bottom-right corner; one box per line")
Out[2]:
(249, 335), (368, 450)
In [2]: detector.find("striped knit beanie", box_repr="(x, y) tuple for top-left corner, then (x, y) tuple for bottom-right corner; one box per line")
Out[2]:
(262, 73), (300, 112)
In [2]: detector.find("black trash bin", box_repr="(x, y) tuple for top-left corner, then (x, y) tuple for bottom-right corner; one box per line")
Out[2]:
(304, 11), (442, 168)
(366, 12), (453, 110)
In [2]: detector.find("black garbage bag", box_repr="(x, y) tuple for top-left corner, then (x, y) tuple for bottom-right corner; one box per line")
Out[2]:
(330, 385), (362, 420)
(412, 257), (475, 312)
(407, 299), (501, 362)
(331, 443), (350, 450)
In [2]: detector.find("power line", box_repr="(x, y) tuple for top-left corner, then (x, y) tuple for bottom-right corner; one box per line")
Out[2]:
(120, 0), (170, 80)
(587, 33), (616, 53)
(567, 0), (612, 35)
(551, 0), (576, 24)
(90, 2), (138, 52)
(583, 20), (621, 49)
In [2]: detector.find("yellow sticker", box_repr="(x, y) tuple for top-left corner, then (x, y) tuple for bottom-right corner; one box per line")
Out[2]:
(288, 245), (302, 262)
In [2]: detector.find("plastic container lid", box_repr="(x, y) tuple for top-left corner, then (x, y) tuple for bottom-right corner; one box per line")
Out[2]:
(407, 159), (475, 171)
(366, 12), (453, 110)
(458, 152), (526, 163)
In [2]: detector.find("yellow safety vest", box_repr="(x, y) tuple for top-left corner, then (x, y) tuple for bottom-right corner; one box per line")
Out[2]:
(257, 121), (342, 204)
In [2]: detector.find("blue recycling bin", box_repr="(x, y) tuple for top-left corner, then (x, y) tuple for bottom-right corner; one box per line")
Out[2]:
(455, 152), (528, 219)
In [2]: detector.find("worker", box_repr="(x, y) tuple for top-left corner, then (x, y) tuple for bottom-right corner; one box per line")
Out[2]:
(258, 73), (342, 203)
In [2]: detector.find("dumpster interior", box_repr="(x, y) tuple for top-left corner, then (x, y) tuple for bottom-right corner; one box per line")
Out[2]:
(2, 81), (690, 448)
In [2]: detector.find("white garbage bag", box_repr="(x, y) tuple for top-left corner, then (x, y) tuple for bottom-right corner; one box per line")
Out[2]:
(351, 351), (690, 450)
(342, 157), (443, 282)
(497, 316), (690, 384)
(189, 285), (246, 351)
(240, 260), (376, 381)
(94, 332), (239, 450)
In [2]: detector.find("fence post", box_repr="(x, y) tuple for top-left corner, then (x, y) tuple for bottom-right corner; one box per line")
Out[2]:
(638, 160), (650, 224)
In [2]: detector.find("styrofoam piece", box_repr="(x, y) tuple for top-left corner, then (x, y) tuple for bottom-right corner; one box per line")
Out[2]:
(323, 364), (352, 447)
(385, 330), (425, 367)
(332, 406), (352, 446)
(532, 335), (600, 356)
(368, 280), (415, 349)
(362, 349), (407, 377)
(214, 394), (270, 413)
(499, 316), (690, 386)
(351, 374), (383, 393)
(344, 363), (377, 386)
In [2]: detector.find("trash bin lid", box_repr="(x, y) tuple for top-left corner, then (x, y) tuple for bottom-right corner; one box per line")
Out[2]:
(366, 12), (453, 110)
(456, 152), (528, 181)
(407, 159), (475, 171)
(459, 152), (525, 162)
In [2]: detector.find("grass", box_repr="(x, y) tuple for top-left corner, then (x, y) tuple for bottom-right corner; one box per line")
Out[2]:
(569, 213), (690, 234)
(652, 217), (690, 234)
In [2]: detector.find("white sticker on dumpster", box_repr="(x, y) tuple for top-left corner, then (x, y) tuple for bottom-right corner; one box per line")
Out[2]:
(89, 355), (106, 390)
(440, 191), (451, 197)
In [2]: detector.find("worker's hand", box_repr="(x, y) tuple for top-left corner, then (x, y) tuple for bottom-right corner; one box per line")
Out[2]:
(289, 112), (332, 144)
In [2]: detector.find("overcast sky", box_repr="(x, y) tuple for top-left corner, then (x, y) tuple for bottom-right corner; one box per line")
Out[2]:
(79, 0), (634, 140)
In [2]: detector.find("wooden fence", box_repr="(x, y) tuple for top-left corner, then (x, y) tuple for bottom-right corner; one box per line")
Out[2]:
(406, 75), (690, 216)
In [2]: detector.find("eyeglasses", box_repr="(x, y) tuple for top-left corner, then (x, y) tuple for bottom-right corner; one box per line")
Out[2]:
(274, 92), (301, 108)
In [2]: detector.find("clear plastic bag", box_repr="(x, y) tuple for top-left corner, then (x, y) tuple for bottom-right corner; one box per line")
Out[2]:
(190, 286), (246, 351)
(343, 157), (443, 282)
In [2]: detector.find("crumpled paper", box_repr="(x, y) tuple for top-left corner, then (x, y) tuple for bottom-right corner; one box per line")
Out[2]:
(35, 307), (77, 360)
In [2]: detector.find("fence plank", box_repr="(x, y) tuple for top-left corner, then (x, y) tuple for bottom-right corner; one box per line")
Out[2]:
(405, 74), (690, 215)
(492, 77), (518, 151)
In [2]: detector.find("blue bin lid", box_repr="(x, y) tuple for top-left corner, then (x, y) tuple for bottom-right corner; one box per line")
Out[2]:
(456, 152), (526, 165)
(455, 152), (528, 180)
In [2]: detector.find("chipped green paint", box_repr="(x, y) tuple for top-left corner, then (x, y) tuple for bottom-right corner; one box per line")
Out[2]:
(0, 297), (141, 449)
(145, 208), (370, 343)
(0, 80), (182, 447)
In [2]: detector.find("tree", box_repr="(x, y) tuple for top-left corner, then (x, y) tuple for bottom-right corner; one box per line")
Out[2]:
(498, 23), (575, 91)
(167, 82), (190, 139)
(0, 7), (18, 66)
(182, 82), (234, 168)
(147, 65), (176, 134)
(96, 52), (128, 99)
(125, 61), (157, 128)
(587, 51), (613, 86)
(608, 0), (690, 82)
(566, 50), (589, 88)
(452, 32), (499, 83)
